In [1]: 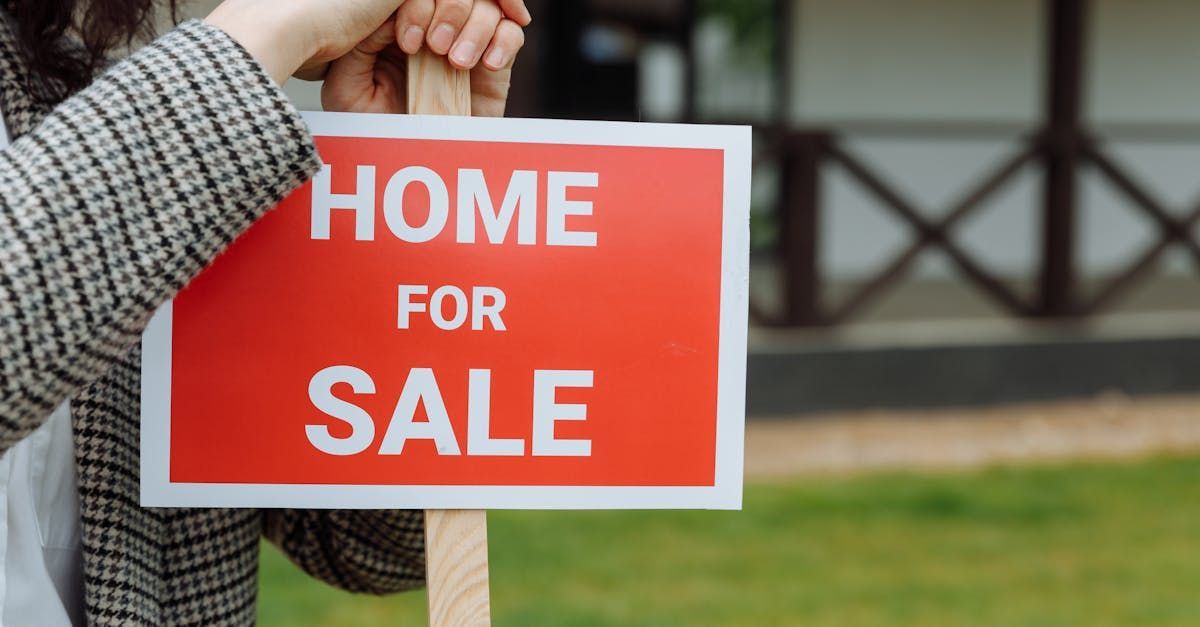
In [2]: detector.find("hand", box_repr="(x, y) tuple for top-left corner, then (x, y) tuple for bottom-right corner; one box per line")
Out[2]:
(294, 0), (530, 81)
(393, 0), (530, 69)
(321, 2), (525, 118)
(205, 0), (512, 86)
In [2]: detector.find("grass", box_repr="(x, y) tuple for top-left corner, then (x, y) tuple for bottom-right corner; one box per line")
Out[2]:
(258, 456), (1200, 626)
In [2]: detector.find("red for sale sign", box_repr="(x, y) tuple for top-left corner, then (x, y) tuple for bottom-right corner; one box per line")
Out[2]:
(140, 113), (750, 510)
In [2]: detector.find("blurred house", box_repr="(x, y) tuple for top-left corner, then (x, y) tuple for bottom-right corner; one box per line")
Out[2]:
(181, 0), (1200, 414)
(504, 0), (1200, 414)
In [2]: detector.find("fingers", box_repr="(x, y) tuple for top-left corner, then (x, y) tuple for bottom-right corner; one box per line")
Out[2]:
(470, 63), (512, 118)
(296, 13), (396, 83)
(322, 19), (403, 113)
(471, 18), (522, 117)
(395, 0), (528, 69)
(396, 0), (436, 55)
(357, 18), (402, 57)
(427, 0), (474, 56)
(294, 62), (330, 82)
(449, 1), (503, 69)
(331, 17), (397, 81)
(482, 17), (524, 71)
(498, 0), (532, 26)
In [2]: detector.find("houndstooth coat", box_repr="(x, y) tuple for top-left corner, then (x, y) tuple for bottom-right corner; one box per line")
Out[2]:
(0, 16), (426, 626)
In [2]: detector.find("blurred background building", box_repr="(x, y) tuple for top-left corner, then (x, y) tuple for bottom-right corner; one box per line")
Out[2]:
(187, 0), (1200, 416)
(501, 0), (1200, 416)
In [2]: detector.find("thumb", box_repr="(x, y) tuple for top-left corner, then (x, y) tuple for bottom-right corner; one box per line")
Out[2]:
(323, 18), (396, 90)
(471, 66), (511, 117)
(343, 18), (401, 72)
(322, 18), (403, 113)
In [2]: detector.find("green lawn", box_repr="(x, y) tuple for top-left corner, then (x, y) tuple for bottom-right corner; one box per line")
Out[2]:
(258, 456), (1200, 626)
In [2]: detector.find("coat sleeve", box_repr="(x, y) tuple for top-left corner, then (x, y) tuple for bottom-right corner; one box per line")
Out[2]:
(0, 20), (320, 452)
(263, 509), (427, 594)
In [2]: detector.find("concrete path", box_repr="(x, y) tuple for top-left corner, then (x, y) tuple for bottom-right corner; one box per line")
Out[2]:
(745, 394), (1200, 479)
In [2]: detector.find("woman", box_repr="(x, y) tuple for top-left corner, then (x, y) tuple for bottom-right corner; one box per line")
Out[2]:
(0, 0), (528, 624)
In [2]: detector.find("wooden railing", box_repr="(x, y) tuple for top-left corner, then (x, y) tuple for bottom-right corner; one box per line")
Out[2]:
(745, 0), (1200, 327)
(751, 123), (1200, 327)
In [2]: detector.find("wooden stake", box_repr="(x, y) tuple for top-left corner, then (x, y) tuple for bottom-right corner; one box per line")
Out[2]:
(408, 48), (472, 117)
(407, 48), (490, 627)
(423, 509), (491, 627)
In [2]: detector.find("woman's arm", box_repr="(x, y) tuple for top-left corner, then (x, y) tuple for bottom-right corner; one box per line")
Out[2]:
(0, 20), (321, 451)
(0, 0), (443, 449)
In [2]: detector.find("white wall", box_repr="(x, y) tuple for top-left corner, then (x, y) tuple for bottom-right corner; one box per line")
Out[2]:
(775, 0), (1200, 281)
(1090, 0), (1200, 123)
(787, 0), (1200, 124)
(789, 0), (1041, 124)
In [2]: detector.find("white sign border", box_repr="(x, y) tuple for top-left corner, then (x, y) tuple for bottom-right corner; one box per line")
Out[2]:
(141, 112), (751, 511)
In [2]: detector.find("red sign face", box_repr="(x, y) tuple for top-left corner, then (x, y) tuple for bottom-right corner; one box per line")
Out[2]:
(141, 113), (749, 510)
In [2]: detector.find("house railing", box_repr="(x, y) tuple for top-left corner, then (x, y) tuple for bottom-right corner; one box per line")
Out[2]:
(743, 0), (1200, 327)
(751, 122), (1200, 327)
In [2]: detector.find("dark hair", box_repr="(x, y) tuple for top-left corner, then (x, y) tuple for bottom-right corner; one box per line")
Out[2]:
(6, 0), (177, 100)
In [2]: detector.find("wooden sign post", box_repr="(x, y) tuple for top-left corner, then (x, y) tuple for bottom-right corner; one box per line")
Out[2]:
(407, 49), (492, 627)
